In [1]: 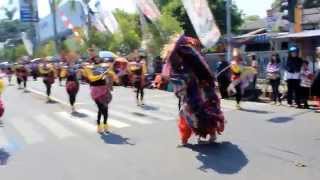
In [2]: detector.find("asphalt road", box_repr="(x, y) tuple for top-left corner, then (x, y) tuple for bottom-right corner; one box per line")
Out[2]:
(0, 79), (319, 180)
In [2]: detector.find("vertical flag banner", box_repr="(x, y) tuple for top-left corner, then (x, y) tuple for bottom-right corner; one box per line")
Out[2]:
(136, 0), (161, 22)
(95, 1), (119, 34)
(21, 32), (33, 55)
(59, 11), (84, 44)
(91, 14), (108, 32)
(182, 0), (221, 48)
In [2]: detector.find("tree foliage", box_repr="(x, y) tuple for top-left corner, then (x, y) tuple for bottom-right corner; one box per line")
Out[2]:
(14, 44), (28, 58)
(244, 15), (261, 22)
(155, 0), (243, 36)
(0, 43), (28, 62)
(146, 14), (182, 56)
(0, 0), (17, 20)
(35, 41), (56, 57)
(0, 20), (30, 42)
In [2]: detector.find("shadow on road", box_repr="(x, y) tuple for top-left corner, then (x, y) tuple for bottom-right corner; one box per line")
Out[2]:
(0, 148), (10, 166)
(71, 111), (88, 118)
(46, 100), (58, 104)
(268, 117), (293, 123)
(139, 105), (159, 111)
(100, 133), (135, 146)
(23, 90), (31, 93)
(240, 108), (273, 114)
(267, 110), (312, 123)
(187, 142), (248, 174)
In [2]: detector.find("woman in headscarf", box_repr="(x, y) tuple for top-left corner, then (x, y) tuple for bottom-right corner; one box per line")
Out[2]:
(285, 46), (303, 108)
(83, 49), (118, 133)
(39, 58), (56, 102)
(162, 35), (225, 146)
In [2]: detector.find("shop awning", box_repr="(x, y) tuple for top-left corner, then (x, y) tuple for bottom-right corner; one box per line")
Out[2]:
(277, 29), (320, 39)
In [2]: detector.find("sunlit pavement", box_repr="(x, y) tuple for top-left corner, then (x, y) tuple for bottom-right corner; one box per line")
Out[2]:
(0, 80), (319, 180)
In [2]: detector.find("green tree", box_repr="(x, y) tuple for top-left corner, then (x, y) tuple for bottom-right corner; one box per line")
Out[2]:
(14, 44), (28, 58)
(0, 20), (30, 42)
(244, 15), (261, 22)
(35, 41), (56, 57)
(107, 10), (142, 54)
(0, 0), (17, 20)
(0, 43), (28, 62)
(156, 0), (243, 36)
(146, 14), (182, 56)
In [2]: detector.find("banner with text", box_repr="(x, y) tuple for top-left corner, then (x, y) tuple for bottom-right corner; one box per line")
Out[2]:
(136, 0), (161, 22)
(182, 0), (221, 48)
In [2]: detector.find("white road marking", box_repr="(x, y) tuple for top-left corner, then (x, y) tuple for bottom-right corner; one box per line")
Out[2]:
(109, 110), (153, 125)
(77, 109), (131, 128)
(11, 118), (44, 145)
(112, 105), (174, 121)
(149, 101), (178, 110)
(55, 112), (96, 133)
(0, 129), (9, 148)
(27, 88), (84, 106)
(34, 115), (76, 139)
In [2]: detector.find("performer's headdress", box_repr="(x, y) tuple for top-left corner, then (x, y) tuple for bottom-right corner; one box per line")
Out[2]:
(162, 34), (214, 82)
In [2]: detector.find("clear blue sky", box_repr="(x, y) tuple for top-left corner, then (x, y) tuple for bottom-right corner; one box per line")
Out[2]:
(0, 0), (274, 19)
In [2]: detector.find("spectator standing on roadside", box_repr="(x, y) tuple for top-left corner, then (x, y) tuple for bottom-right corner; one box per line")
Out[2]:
(285, 46), (303, 108)
(266, 53), (282, 105)
(249, 53), (258, 89)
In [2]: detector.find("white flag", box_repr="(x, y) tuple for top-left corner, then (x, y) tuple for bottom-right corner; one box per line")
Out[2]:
(136, 0), (161, 22)
(95, 1), (119, 34)
(182, 0), (221, 48)
(21, 32), (33, 56)
(91, 14), (108, 32)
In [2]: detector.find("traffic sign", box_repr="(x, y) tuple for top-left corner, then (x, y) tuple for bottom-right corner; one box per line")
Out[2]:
(19, 0), (39, 22)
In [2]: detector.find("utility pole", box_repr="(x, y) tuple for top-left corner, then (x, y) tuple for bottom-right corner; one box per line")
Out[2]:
(49, 0), (59, 54)
(29, 0), (38, 57)
(226, 0), (232, 61)
(85, 0), (93, 47)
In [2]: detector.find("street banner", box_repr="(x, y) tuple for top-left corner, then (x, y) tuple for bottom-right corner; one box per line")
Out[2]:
(59, 11), (84, 44)
(136, 0), (161, 22)
(21, 32), (33, 56)
(19, 0), (39, 22)
(91, 14), (108, 32)
(95, 0), (119, 34)
(266, 9), (278, 32)
(182, 0), (221, 48)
